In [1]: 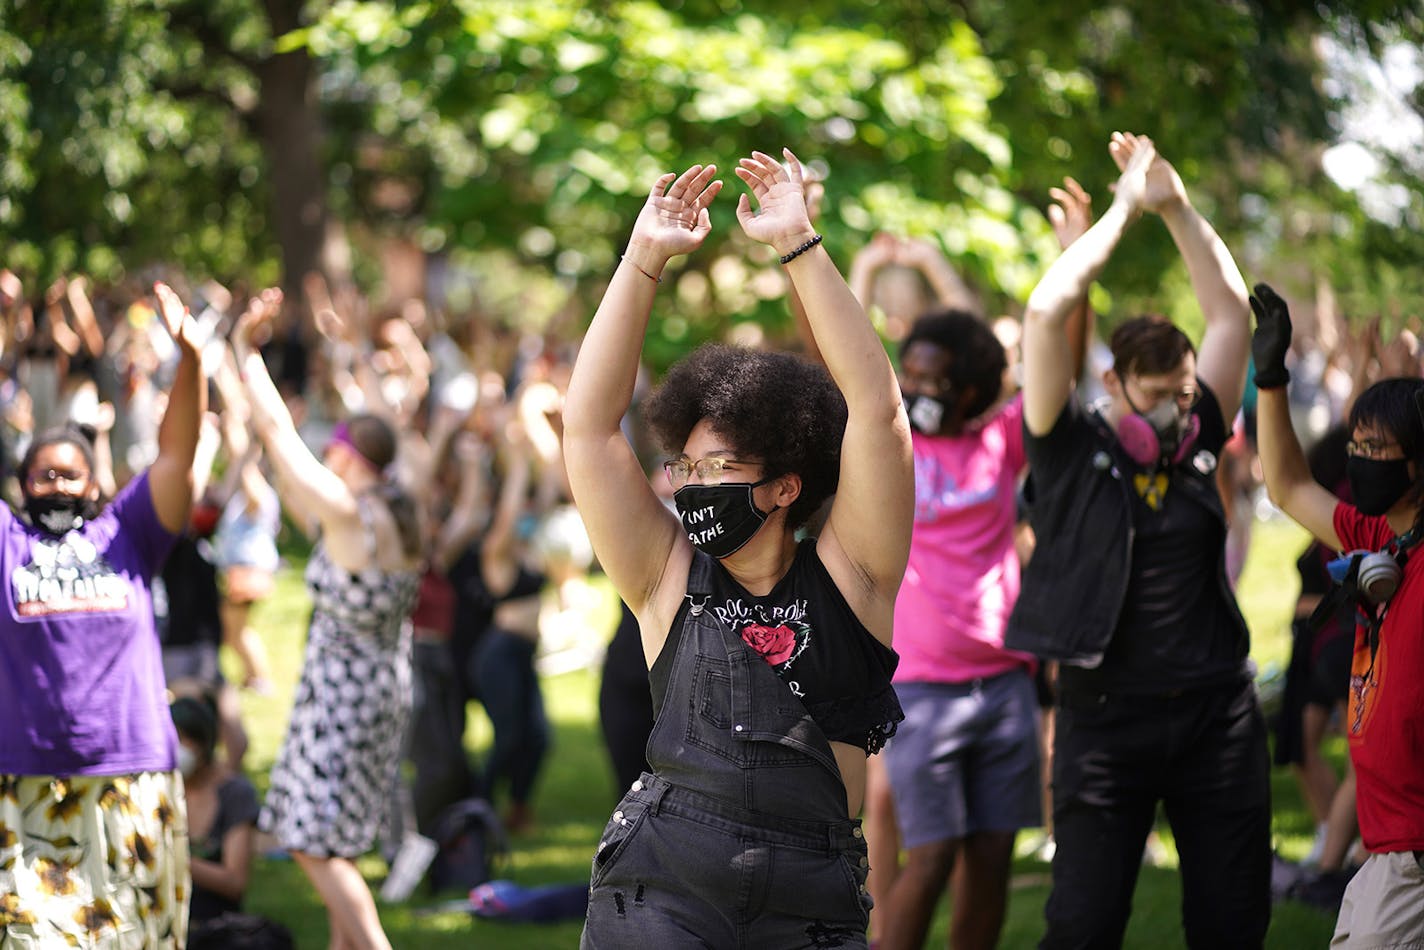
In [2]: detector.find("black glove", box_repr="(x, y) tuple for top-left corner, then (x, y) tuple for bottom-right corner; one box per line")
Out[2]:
(1250, 282), (1291, 389)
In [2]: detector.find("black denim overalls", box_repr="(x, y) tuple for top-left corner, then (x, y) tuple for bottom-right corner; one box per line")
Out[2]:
(581, 552), (872, 949)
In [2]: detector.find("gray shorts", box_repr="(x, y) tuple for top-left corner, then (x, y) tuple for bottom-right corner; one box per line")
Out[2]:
(884, 671), (1042, 849)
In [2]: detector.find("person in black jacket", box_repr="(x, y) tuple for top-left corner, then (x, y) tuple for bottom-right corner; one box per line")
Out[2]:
(1008, 132), (1269, 948)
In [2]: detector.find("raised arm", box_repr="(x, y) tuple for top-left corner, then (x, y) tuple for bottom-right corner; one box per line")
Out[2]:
(1110, 133), (1252, 422)
(735, 149), (912, 640)
(1022, 135), (1155, 436)
(1046, 177), (1097, 385)
(897, 237), (981, 313)
(433, 431), (490, 574)
(231, 289), (360, 538)
(562, 164), (723, 618)
(147, 282), (207, 534)
(1252, 284), (1343, 548)
(64, 277), (106, 359)
(480, 420), (534, 597)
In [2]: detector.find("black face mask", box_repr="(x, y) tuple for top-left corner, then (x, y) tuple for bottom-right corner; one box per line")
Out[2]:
(674, 477), (778, 559)
(1348, 456), (1414, 517)
(904, 392), (948, 436)
(24, 493), (88, 536)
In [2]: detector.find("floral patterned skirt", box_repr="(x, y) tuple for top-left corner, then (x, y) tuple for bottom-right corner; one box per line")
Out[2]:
(0, 772), (189, 949)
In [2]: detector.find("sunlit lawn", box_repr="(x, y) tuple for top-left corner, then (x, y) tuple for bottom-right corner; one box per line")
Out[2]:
(236, 514), (1338, 948)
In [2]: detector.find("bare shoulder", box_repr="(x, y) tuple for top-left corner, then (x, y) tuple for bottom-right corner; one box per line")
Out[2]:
(633, 538), (695, 667)
(814, 528), (895, 648)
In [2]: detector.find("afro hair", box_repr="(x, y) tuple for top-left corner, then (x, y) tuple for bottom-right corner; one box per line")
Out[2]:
(642, 343), (847, 531)
(899, 309), (1006, 421)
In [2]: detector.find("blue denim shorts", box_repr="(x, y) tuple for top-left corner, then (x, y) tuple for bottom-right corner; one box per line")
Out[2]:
(883, 670), (1042, 848)
(581, 773), (871, 949)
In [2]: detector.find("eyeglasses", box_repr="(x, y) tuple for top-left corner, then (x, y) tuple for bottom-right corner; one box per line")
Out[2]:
(1347, 438), (1402, 460)
(899, 374), (955, 399)
(28, 468), (89, 490)
(663, 455), (757, 489)
(1130, 382), (1201, 412)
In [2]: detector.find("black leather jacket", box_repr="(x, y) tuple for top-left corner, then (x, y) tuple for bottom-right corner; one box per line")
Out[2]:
(1005, 394), (1249, 668)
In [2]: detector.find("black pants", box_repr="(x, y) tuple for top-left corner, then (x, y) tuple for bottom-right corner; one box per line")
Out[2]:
(1042, 679), (1271, 949)
(598, 603), (654, 795)
(409, 638), (475, 835)
(473, 629), (549, 806)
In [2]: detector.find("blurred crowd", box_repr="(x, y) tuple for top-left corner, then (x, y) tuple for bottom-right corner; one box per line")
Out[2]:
(2, 133), (1422, 948)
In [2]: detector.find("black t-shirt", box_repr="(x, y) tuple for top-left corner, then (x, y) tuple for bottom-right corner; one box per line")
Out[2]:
(1056, 385), (1250, 694)
(155, 535), (222, 649)
(651, 540), (903, 753)
(189, 773), (260, 923)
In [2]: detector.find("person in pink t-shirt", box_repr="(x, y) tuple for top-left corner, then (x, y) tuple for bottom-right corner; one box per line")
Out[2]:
(876, 196), (1095, 950)
(876, 310), (1042, 950)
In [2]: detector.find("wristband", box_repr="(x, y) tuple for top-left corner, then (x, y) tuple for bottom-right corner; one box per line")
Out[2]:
(779, 234), (823, 265)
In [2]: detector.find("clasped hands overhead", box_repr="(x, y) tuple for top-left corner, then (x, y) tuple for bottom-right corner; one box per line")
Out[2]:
(624, 148), (822, 266)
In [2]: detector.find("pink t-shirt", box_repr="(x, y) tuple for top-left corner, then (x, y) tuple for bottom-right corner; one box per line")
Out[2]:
(893, 395), (1036, 683)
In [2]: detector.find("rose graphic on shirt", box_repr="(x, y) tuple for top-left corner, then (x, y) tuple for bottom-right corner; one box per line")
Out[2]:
(740, 620), (811, 668)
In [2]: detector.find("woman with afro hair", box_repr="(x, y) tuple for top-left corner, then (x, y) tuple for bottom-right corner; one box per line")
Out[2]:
(565, 150), (913, 948)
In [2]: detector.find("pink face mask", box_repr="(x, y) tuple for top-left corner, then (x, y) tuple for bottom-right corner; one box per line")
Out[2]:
(1117, 393), (1200, 468)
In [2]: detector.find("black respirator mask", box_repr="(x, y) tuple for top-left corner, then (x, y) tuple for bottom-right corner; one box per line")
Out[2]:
(23, 493), (91, 536)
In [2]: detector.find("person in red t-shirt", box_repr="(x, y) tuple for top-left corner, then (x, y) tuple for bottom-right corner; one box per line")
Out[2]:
(1252, 284), (1424, 947)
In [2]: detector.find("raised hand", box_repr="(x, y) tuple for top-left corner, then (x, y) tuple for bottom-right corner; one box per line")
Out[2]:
(154, 281), (204, 350)
(1379, 326), (1421, 379)
(232, 287), (284, 351)
(626, 164), (723, 263)
(802, 164), (827, 223)
(735, 148), (817, 256)
(852, 232), (899, 273)
(1108, 131), (1187, 215)
(1249, 283), (1292, 389)
(1047, 177), (1093, 250)
(0, 269), (21, 311)
(1105, 132), (1159, 217)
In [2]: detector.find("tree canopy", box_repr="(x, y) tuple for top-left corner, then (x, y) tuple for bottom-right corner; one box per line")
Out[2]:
(2, 0), (1421, 361)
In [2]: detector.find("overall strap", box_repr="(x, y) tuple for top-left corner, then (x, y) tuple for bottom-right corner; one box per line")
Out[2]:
(685, 550), (716, 604)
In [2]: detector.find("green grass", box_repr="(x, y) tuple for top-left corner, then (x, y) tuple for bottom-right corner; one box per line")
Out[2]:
(236, 515), (1339, 948)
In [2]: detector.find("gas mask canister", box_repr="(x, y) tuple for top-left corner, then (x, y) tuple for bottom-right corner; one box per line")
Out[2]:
(1117, 392), (1200, 468)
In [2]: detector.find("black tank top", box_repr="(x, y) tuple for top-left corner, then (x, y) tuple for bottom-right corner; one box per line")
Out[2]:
(650, 540), (903, 754)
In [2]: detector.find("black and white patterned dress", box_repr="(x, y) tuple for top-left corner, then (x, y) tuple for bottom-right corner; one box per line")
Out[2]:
(258, 523), (420, 858)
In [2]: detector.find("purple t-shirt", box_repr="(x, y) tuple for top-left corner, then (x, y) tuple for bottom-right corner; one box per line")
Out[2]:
(0, 472), (180, 775)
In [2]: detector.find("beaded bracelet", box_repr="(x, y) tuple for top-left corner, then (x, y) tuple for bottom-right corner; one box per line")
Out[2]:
(621, 254), (662, 284)
(779, 234), (823, 265)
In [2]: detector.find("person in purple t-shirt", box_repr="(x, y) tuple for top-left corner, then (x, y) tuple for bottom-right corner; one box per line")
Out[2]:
(0, 281), (204, 949)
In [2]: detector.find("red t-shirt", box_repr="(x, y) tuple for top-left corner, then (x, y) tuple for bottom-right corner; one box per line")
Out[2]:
(1333, 502), (1424, 853)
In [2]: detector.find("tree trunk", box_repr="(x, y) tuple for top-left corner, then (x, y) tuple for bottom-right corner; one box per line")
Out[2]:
(254, 44), (326, 308)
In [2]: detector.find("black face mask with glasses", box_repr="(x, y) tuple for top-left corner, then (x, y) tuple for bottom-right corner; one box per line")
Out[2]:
(673, 478), (779, 559)
(663, 455), (780, 558)
(1346, 456), (1413, 517)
